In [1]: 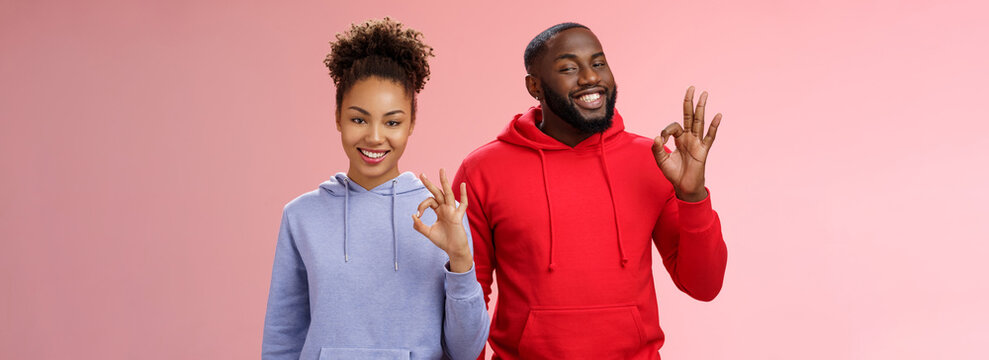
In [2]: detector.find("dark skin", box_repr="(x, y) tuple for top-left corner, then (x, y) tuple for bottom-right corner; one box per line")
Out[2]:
(525, 28), (613, 148)
(525, 28), (722, 202)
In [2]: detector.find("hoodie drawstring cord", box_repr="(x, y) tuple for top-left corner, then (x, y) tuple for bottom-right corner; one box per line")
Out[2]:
(391, 179), (399, 271)
(537, 149), (557, 271)
(599, 134), (628, 267)
(339, 176), (400, 270)
(343, 178), (351, 263)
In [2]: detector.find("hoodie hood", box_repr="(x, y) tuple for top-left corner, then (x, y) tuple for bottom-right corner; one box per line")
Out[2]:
(319, 171), (425, 271)
(495, 106), (629, 271)
(496, 105), (626, 151)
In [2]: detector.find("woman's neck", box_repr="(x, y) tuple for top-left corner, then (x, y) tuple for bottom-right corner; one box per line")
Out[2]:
(346, 168), (401, 191)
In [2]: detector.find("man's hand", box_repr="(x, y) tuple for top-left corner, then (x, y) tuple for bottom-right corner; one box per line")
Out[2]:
(652, 86), (722, 202)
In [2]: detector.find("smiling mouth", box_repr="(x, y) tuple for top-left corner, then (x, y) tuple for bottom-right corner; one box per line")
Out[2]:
(572, 90), (606, 110)
(358, 148), (390, 163)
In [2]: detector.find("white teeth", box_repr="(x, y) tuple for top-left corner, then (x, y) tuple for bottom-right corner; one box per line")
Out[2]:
(579, 93), (601, 103)
(359, 149), (387, 158)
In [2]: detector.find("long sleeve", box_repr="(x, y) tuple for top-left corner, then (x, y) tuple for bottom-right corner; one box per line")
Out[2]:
(653, 188), (728, 301)
(262, 210), (311, 359)
(453, 165), (494, 360)
(453, 166), (496, 308)
(441, 216), (490, 360)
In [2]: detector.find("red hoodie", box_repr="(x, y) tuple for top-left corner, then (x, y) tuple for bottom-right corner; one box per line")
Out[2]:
(453, 107), (727, 359)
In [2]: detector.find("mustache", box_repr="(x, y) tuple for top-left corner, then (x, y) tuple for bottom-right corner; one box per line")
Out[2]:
(568, 86), (609, 98)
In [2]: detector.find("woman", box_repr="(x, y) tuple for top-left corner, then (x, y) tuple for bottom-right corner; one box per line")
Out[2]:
(262, 18), (489, 360)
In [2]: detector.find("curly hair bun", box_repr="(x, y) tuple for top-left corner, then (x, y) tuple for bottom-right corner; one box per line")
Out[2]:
(324, 17), (434, 96)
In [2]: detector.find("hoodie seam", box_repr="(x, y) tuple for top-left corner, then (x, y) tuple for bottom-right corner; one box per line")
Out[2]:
(279, 209), (307, 271)
(459, 163), (493, 233)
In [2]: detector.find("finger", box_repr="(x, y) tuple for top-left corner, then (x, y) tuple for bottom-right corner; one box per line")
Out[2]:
(652, 136), (670, 163)
(457, 182), (469, 216)
(661, 122), (685, 139)
(439, 169), (455, 206)
(419, 173), (445, 204)
(682, 86), (695, 131)
(416, 198), (439, 217)
(658, 128), (671, 153)
(412, 214), (431, 237)
(693, 91), (708, 137)
(704, 113), (722, 148)
(659, 122), (684, 159)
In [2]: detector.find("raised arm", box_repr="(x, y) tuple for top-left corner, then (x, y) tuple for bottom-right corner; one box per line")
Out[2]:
(412, 169), (490, 359)
(651, 86), (728, 301)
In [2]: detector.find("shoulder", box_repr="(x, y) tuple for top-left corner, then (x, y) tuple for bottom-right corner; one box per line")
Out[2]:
(461, 139), (516, 163)
(610, 130), (670, 159)
(618, 131), (657, 150)
(282, 188), (328, 217)
(459, 139), (532, 173)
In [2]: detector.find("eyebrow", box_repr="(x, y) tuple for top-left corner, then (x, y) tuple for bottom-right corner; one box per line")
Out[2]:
(554, 52), (605, 61)
(347, 106), (370, 115)
(347, 106), (406, 117)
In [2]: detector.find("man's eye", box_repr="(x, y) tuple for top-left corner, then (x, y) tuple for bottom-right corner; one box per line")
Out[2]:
(594, 62), (606, 67)
(560, 67), (576, 73)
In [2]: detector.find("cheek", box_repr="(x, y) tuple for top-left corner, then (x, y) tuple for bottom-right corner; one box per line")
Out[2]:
(339, 127), (361, 148)
(553, 79), (576, 94)
(387, 129), (412, 152)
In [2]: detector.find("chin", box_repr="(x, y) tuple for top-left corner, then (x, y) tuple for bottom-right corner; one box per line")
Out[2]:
(358, 164), (391, 177)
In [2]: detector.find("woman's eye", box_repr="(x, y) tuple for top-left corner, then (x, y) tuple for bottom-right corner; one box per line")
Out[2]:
(386, 120), (400, 127)
(350, 118), (365, 124)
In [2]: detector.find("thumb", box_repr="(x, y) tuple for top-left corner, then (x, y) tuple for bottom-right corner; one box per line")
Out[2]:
(412, 214), (430, 237)
(653, 136), (669, 162)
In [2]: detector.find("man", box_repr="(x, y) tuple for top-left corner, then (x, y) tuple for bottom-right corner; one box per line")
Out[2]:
(452, 23), (727, 359)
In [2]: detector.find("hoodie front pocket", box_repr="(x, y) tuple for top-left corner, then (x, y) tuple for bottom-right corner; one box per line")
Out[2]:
(318, 347), (411, 360)
(518, 304), (646, 360)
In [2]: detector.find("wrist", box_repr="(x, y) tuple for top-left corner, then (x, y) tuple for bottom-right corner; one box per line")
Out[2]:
(676, 187), (708, 202)
(448, 253), (474, 273)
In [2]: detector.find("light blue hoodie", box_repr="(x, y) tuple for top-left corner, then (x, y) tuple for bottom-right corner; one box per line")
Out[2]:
(262, 172), (489, 360)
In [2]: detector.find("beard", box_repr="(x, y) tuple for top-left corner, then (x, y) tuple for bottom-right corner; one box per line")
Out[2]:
(542, 84), (618, 134)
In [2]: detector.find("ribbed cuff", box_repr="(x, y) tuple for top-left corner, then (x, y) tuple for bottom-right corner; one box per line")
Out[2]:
(444, 262), (482, 300)
(676, 187), (716, 231)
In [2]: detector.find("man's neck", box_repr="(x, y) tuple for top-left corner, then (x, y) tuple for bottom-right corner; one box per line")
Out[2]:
(537, 108), (593, 148)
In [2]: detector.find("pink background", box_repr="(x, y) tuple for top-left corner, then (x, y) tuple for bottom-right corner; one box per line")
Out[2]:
(3, 0), (988, 359)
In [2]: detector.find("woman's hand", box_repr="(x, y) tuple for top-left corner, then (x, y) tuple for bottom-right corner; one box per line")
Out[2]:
(412, 169), (473, 273)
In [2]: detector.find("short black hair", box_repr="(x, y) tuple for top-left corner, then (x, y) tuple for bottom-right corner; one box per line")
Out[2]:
(523, 22), (589, 72)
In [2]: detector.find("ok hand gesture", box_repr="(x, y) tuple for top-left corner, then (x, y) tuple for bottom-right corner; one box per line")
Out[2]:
(652, 86), (722, 202)
(412, 169), (473, 273)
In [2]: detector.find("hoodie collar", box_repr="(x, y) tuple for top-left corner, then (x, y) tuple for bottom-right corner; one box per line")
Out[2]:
(496, 105), (626, 151)
(320, 171), (423, 197)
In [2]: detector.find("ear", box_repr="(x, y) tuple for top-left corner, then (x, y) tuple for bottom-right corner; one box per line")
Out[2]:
(335, 109), (342, 132)
(525, 74), (542, 102)
(408, 118), (415, 135)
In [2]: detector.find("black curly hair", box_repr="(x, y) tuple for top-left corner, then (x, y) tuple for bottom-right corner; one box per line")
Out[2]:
(324, 17), (434, 120)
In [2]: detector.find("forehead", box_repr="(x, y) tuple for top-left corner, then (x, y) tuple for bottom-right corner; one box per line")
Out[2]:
(543, 28), (604, 61)
(342, 77), (411, 108)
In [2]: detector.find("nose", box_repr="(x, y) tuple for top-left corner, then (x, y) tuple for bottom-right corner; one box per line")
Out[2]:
(577, 66), (600, 86)
(366, 124), (384, 144)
